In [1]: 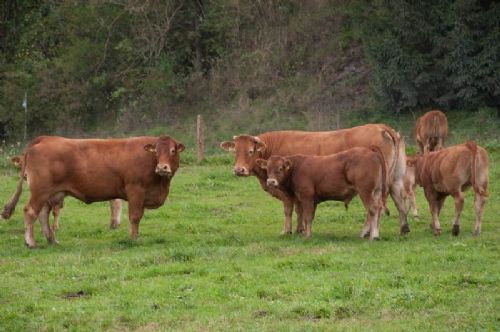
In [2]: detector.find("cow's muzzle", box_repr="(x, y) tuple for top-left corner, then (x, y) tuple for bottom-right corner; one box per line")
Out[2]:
(267, 178), (279, 188)
(233, 166), (249, 176)
(156, 164), (172, 177)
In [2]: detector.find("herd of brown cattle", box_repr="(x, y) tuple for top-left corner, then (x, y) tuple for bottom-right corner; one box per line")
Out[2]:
(1, 110), (489, 248)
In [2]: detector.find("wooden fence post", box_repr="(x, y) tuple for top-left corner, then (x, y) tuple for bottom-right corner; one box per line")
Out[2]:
(197, 114), (204, 163)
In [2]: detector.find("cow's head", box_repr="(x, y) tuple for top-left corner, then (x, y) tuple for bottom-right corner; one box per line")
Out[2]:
(144, 136), (185, 178)
(256, 156), (292, 188)
(220, 135), (266, 176)
(406, 154), (424, 185)
(11, 155), (22, 168)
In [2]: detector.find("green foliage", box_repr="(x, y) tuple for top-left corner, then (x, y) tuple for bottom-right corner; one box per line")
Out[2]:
(0, 1), (498, 141)
(358, 0), (500, 113)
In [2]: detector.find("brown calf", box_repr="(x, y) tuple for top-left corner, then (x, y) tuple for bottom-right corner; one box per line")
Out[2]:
(415, 110), (448, 154)
(256, 146), (389, 240)
(1, 135), (184, 248)
(221, 125), (408, 235)
(5, 155), (123, 231)
(410, 141), (488, 236)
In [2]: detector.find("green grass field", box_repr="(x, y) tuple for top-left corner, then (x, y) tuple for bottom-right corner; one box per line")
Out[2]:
(0, 151), (498, 331)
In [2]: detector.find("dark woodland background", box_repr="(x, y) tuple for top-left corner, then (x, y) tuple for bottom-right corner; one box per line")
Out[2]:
(1, 0), (499, 147)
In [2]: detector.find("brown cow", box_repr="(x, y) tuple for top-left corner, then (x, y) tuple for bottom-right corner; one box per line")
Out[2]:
(255, 146), (389, 239)
(415, 110), (448, 154)
(409, 141), (488, 236)
(403, 156), (419, 218)
(1, 135), (184, 248)
(221, 125), (409, 235)
(6, 155), (123, 231)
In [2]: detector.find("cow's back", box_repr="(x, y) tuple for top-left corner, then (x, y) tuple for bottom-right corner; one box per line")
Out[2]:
(258, 124), (404, 180)
(420, 144), (483, 192)
(288, 147), (385, 200)
(416, 110), (448, 141)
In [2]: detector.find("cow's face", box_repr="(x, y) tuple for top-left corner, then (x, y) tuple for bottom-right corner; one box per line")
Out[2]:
(11, 155), (22, 168)
(144, 136), (185, 178)
(220, 135), (266, 176)
(405, 156), (416, 181)
(257, 156), (292, 188)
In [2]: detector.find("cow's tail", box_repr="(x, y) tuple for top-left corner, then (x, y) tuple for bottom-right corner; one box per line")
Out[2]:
(370, 145), (389, 210)
(465, 140), (488, 197)
(381, 126), (400, 180)
(1, 153), (27, 219)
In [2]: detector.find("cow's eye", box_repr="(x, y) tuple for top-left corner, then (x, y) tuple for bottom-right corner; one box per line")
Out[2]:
(170, 148), (176, 155)
(248, 150), (254, 156)
(278, 166), (283, 172)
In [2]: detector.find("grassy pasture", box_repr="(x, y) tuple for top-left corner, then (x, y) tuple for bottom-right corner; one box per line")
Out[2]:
(0, 151), (498, 331)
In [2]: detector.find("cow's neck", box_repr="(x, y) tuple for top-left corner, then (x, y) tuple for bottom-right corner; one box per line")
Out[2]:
(146, 176), (171, 205)
(252, 164), (267, 182)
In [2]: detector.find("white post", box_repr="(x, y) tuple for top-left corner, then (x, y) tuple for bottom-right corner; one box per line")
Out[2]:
(22, 92), (28, 142)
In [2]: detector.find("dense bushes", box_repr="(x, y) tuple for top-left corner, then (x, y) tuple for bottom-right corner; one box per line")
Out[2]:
(358, 0), (500, 113)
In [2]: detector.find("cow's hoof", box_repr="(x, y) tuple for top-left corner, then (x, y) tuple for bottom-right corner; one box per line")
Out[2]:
(110, 224), (120, 230)
(24, 241), (37, 249)
(370, 236), (380, 241)
(400, 224), (410, 235)
(433, 228), (441, 236)
(472, 230), (481, 236)
(280, 230), (293, 235)
(360, 231), (370, 238)
(452, 225), (460, 236)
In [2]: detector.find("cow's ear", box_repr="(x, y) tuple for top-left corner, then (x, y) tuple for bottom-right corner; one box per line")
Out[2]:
(253, 137), (266, 152)
(283, 159), (292, 171)
(220, 141), (235, 152)
(255, 158), (267, 169)
(11, 156), (21, 167)
(144, 144), (156, 153)
(177, 143), (185, 153)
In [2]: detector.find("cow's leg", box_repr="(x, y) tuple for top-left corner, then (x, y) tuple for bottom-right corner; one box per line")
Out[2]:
(281, 197), (294, 235)
(301, 199), (315, 238)
(403, 186), (418, 218)
(48, 192), (65, 232)
(389, 178), (410, 234)
(436, 137), (444, 150)
(451, 191), (464, 236)
(427, 191), (445, 236)
(51, 205), (61, 232)
(109, 199), (123, 229)
(23, 195), (49, 248)
(295, 201), (304, 234)
(416, 139), (424, 155)
(424, 140), (431, 154)
(473, 193), (486, 236)
(39, 203), (57, 245)
(360, 213), (371, 238)
(126, 188), (145, 240)
(359, 192), (381, 240)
